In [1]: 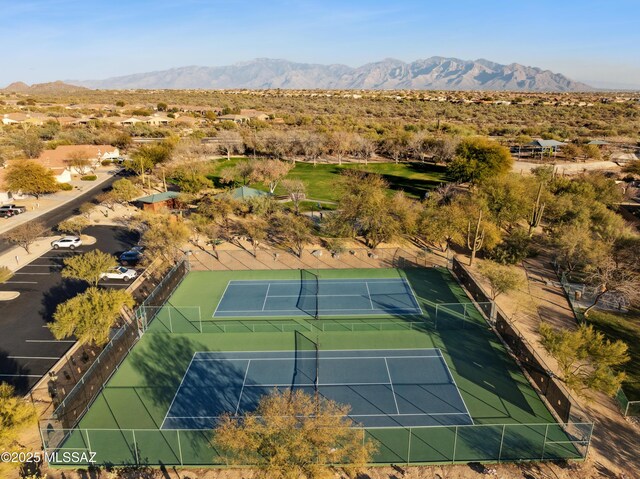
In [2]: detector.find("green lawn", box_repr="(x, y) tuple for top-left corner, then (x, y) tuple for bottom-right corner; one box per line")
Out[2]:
(208, 158), (447, 201)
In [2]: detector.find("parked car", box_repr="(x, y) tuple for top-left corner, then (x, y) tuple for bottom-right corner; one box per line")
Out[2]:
(100, 266), (138, 282)
(119, 246), (144, 266)
(0, 210), (15, 218)
(51, 236), (82, 249)
(0, 204), (27, 215)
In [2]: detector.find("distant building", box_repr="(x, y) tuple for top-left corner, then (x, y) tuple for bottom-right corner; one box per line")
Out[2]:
(215, 186), (271, 201)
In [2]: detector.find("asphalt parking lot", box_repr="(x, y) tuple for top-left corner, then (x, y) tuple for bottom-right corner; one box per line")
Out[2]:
(0, 225), (139, 393)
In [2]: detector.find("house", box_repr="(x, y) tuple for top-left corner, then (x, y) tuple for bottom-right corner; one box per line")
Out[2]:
(145, 114), (173, 126)
(218, 114), (250, 124)
(36, 144), (120, 181)
(135, 191), (181, 212)
(240, 109), (270, 121)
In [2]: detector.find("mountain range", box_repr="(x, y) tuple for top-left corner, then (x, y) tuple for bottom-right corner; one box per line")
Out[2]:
(2, 80), (88, 93)
(65, 57), (592, 92)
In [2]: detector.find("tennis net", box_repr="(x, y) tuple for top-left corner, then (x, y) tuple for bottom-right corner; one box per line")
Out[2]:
(297, 269), (320, 319)
(294, 331), (319, 392)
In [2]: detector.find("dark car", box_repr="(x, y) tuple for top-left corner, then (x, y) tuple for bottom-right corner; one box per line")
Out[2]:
(119, 247), (144, 266)
(0, 209), (15, 218)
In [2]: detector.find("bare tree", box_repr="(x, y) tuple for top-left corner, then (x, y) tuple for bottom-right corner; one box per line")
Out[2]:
(216, 130), (245, 160)
(5, 221), (48, 254)
(281, 179), (307, 213)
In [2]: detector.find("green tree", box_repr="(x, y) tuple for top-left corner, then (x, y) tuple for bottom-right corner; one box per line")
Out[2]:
(110, 178), (141, 203)
(0, 382), (36, 475)
(328, 171), (409, 249)
(271, 212), (313, 257)
(478, 261), (525, 299)
(242, 216), (269, 257)
(49, 287), (135, 346)
(11, 131), (43, 158)
(57, 217), (90, 237)
(4, 221), (48, 254)
(142, 215), (191, 262)
(62, 250), (117, 286)
(156, 102), (168, 112)
(447, 137), (513, 184)
(540, 323), (629, 398)
(214, 389), (375, 479)
(3, 160), (59, 198)
(127, 143), (173, 178)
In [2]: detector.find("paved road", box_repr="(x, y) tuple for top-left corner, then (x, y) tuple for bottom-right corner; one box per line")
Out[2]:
(0, 174), (120, 255)
(0, 225), (139, 393)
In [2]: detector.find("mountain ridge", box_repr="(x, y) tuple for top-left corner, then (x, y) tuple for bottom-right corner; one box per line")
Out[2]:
(54, 57), (595, 91)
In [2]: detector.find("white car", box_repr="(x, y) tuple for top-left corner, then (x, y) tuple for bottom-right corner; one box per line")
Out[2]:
(100, 266), (138, 282)
(51, 236), (82, 250)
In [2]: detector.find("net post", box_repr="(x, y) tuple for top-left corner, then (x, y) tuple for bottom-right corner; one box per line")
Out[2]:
(85, 428), (92, 453)
(541, 424), (549, 461)
(452, 426), (458, 463)
(177, 430), (183, 465)
(498, 424), (506, 462)
(132, 429), (139, 465)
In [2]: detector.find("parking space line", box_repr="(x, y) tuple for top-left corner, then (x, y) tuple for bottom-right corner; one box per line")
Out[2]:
(8, 356), (59, 360)
(25, 339), (75, 343)
(0, 374), (42, 378)
(14, 272), (51, 275)
(5, 281), (38, 284)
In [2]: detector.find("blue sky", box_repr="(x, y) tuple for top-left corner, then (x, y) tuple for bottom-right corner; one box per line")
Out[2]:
(2, 0), (639, 88)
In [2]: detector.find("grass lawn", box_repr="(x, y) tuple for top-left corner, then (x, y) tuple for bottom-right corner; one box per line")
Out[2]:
(208, 158), (447, 201)
(586, 309), (640, 400)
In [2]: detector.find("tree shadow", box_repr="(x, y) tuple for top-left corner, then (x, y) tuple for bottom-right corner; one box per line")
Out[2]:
(0, 349), (29, 392)
(40, 279), (88, 323)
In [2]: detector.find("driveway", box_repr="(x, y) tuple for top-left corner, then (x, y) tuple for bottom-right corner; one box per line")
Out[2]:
(0, 225), (139, 393)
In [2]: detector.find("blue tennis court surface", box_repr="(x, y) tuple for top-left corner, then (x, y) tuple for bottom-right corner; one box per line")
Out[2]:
(213, 278), (423, 318)
(161, 348), (472, 429)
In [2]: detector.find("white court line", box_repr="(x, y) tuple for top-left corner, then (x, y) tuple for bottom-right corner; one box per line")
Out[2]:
(160, 354), (197, 430)
(403, 278), (424, 315)
(166, 411), (472, 420)
(235, 360), (251, 415)
(25, 339), (75, 343)
(364, 282), (375, 310)
(265, 294), (367, 298)
(211, 281), (232, 318)
(7, 356), (59, 360)
(227, 279), (409, 285)
(261, 284), (271, 311)
(438, 354), (475, 424)
(243, 382), (392, 387)
(384, 358), (400, 415)
(215, 307), (421, 314)
(194, 355), (443, 362)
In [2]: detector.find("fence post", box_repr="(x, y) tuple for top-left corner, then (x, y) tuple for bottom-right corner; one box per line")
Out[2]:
(406, 428), (412, 465)
(168, 307), (173, 333)
(199, 306), (203, 333)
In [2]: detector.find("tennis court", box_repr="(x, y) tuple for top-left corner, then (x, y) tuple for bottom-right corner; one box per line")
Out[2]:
(161, 347), (472, 429)
(213, 277), (422, 318)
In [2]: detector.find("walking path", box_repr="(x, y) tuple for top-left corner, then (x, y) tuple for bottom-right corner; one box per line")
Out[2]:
(504, 253), (639, 476)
